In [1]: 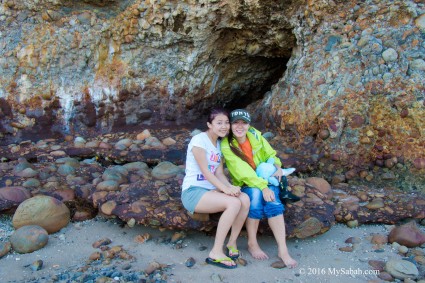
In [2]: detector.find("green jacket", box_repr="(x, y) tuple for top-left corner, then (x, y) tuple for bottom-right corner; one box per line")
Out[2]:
(221, 127), (282, 190)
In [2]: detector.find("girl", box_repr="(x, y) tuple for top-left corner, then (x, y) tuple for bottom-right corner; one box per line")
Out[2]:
(221, 109), (298, 268)
(181, 108), (250, 269)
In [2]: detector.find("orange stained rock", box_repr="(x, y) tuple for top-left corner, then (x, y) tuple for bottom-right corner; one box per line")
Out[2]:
(91, 191), (108, 207)
(101, 200), (117, 215)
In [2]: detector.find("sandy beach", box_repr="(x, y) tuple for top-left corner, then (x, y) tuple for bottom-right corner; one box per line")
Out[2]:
(2, 214), (421, 283)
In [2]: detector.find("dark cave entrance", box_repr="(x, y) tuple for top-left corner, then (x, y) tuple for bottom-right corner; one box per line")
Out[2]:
(224, 55), (290, 110)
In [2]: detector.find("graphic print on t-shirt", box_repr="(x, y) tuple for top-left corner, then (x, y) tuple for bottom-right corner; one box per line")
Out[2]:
(196, 165), (217, 181)
(196, 151), (220, 181)
(209, 150), (221, 163)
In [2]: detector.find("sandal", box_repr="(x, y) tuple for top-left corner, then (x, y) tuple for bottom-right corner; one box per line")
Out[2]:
(205, 257), (237, 269)
(226, 246), (240, 260)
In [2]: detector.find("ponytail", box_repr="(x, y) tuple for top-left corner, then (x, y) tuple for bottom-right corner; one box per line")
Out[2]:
(228, 130), (256, 170)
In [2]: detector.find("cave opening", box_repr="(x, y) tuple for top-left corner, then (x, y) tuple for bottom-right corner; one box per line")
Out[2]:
(224, 55), (290, 110)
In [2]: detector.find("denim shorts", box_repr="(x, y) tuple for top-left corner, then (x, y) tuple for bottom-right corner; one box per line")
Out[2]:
(242, 185), (285, 219)
(181, 186), (210, 214)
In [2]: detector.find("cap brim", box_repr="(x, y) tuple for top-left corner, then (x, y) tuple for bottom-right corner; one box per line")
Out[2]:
(231, 117), (251, 123)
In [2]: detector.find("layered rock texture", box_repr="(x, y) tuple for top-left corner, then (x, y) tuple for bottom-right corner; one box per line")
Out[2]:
(0, 133), (424, 238)
(1, 1), (424, 189)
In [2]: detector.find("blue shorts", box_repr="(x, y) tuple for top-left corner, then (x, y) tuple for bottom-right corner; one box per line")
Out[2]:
(242, 185), (285, 219)
(181, 186), (210, 214)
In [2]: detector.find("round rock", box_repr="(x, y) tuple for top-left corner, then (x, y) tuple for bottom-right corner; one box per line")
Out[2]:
(382, 48), (398, 62)
(12, 195), (70, 234)
(10, 225), (48, 254)
(385, 259), (419, 279)
(152, 161), (183, 180)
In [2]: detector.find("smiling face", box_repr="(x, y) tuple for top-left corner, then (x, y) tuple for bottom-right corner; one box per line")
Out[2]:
(231, 119), (250, 142)
(207, 113), (230, 138)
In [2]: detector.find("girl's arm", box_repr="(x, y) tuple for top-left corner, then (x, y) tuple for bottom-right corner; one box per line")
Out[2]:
(215, 159), (240, 189)
(192, 146), (240, 196)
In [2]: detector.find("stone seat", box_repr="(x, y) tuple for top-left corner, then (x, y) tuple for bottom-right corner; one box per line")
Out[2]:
(188, 212), (210, 222)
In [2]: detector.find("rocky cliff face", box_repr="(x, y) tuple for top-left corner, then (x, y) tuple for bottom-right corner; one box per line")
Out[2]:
(0, 0), (296, 135)
(0, 0), (424, 189)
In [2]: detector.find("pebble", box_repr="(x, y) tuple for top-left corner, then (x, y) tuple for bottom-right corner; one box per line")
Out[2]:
(170, 232), (186, 243)
(145, 261), (161, 275)
(371, 234), (388, 245)
(185, 257), (196, 268)
(236, 257), (247, 266)
(15, 167), (38, 178)
(346, 220), (359, 228)
(382, 48), (398, 62)
(30, 259), (43, 271)
(345, 237), (361, 244)
(57, 164), (76, 176)
(92, 238), (112, 248)
(339, 246), (354, 252)
(134, 233), (151, 243)
(368, 260), (385, 272)
(136, 129), (151, 140)
(271, 260), (286, 269)
(410, 59), (425, 71)
(378, 271), (394, 281)
(198, 246), (207, 251)
(22, 178), (41, 187)
(392, 242), (401, 249)
(398, 245), (409, 254)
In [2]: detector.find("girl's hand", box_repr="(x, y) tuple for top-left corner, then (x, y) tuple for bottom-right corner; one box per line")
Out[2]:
(272, 166), (283, 182)
(222, 185), (241, 196)
(262, 187), (275, 202)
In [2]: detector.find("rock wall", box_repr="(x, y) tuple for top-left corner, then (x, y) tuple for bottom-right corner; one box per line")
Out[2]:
(258, 0), (425, 190)
(0, 0), (296, 139)
(0, 0), (424, 189)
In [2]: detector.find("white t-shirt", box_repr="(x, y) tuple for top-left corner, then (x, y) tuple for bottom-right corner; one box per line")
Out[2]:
(182, 132), (222, 191)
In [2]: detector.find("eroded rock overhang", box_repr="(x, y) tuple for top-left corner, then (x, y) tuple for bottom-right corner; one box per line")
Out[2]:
(0, 0), (296, 140)
(1, 0), (424, 189)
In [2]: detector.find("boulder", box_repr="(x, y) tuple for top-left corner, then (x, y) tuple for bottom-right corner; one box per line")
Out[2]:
(92, 175), (335, 238)
(385, 259), (419, 280)
(0, 186), (31, 212)
(0, 241), (11, 258)
(332, 184), (425, 225)
(10, 225), (49, 254)
(12, 195), (70, 234)
(151, 161), (184, 180)
(305, 177), (332, 199)
(388, 221), (425, 248)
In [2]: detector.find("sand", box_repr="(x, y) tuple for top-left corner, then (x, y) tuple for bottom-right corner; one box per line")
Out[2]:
(0, 214), (412, 283)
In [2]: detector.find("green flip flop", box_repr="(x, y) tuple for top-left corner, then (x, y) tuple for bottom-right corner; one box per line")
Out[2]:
(205, 257), (237, 269)
(225, 246), (240, 260)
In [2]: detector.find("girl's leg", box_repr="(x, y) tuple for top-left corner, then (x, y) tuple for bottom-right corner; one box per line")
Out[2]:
(246, 217), (269, 259)
(195, 191), (242, 266)
(226, 192), (250, 254)
(268, 215), (298, 268)
(242, 187), (268, 260)
(263, 185), (297, 267)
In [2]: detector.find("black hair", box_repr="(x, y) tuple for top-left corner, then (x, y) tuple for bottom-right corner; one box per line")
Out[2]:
(207, 107), (229, 124)
(227, 127), (256, 170)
